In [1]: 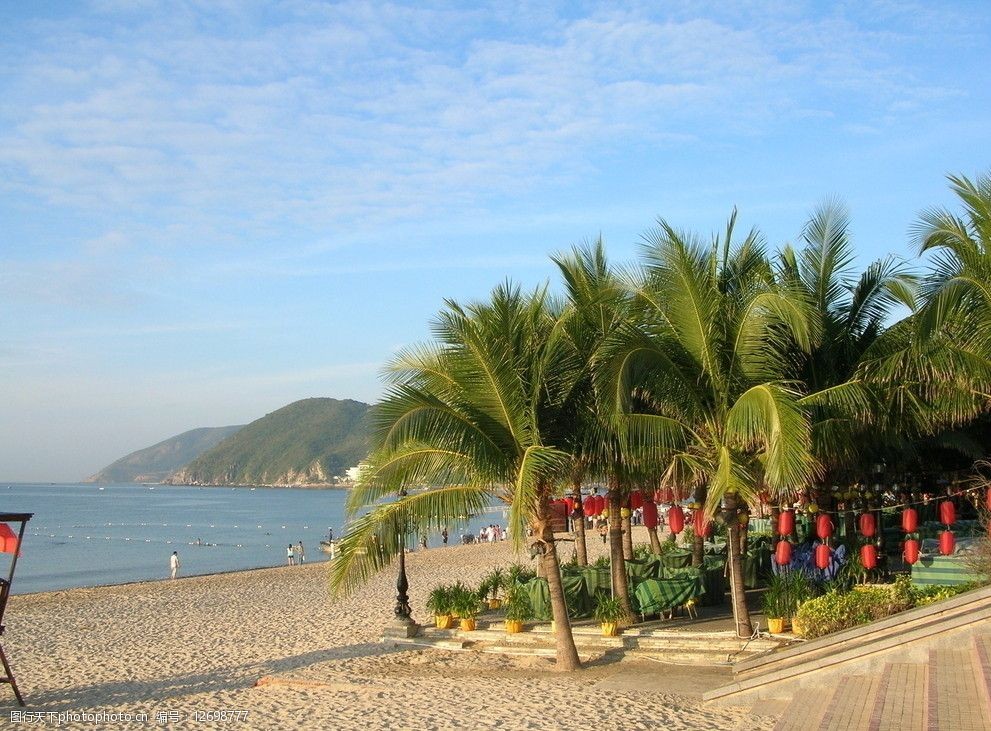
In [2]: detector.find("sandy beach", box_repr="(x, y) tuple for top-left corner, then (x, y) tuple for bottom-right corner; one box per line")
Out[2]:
(3, 533), (773, 730)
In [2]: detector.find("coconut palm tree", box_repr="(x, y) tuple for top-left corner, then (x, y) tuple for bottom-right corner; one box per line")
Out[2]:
(552, 241), (641, 618)
(599, 211), (820, 637)
(329, 283), (585, 670)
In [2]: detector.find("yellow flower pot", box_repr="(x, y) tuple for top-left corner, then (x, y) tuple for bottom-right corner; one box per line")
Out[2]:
(488, 598), (502, 609)
(601, 621), (619, 637)
(505, 619), (523, 634)
(791, 617), (804, 636)
(460, 617), (477, 632)
(435, 614), (453, 629)
(767, 617), (786, 634)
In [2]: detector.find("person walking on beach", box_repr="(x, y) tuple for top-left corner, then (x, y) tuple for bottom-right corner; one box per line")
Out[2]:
(287, 544), (295, 566)
(297, 540), (305, 564)
(441, 528), (448, 545)
(170, 551), (180, 579)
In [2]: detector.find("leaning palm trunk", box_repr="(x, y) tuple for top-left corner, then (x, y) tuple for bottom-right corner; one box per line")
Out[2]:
(607, 485), (635, 620)
(647, 506), (663, 555)
(571, 481), (588, 566)
(725, 492), (753, 638)
(692, 485), (707, 568)
(621, 510), (634, 560)
(537, 493), (582, 670)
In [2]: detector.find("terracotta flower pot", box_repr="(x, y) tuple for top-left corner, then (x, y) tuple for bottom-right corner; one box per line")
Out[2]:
(505, 619), (523, 634)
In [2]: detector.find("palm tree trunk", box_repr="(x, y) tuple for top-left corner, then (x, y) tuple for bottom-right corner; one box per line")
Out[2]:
(622, 510), (634, 560)
(647, 525), (662, 554)
(537, 494), (582, 671)
(607, 482), (635, 620)
(725, 492), (753, 638)
(571, 480), (588, 567)
(692, 484), (706, 568)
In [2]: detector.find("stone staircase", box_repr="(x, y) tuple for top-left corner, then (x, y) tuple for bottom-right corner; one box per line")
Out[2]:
(772, 634), (991, 730)
(703, 584), (991, 729)
(386, 618), (784, 664)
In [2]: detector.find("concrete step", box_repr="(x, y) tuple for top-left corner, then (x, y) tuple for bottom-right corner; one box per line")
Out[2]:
(872, 662), (927, 731)
(928, 647), (991, 731)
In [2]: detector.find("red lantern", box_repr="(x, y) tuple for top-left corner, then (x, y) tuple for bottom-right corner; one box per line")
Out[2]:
(661, 488), (675, 503)
(582, 495), (595, 516)
(595, 495), (606, 516)
(816, 514), (834, 540)
(939, 530), (956, 556)
(0, 523), (18, 554)
(901, 507), (918, 534)
(815, 543), (832, 570)
(860, 544), (878, 570)
(564, 497), (575, 516)
(778, 509), (795, 536)
(668, 505), (685, 535)
(858, 513), (876, 538)
(693, 511), (713, 538)
(630, 490), (644, 510)
(939, 500), (956, 526)
(775, 539), (793, 566)
(903, 538), (920, 565)
(642, 501), (659, 529)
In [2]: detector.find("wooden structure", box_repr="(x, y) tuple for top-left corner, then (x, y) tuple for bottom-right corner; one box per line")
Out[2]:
(0, 512), (32, 706)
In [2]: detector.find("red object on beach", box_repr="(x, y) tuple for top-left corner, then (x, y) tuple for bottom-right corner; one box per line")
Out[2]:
(815, 543), (831, 570)
(816, 514), (834, 540)
(642, 501), (659, 530)
(594, 495), (606, 516)
(901, 507), (918, 534)
(0, 523), (18, 554)
(939, 530), (956, 556)
(940, 500), (956, 526)
(563, 497), (574, 516)
(668, 506), (685, 535)
(778, 509), (795, 536)
(860, 544), (878, 570)
(903, 538), (920, 565)
(582, 495), (595, 516)
(775, 539), (792, 566)
(858, 513), (876, 538)
(630, 490), (643, 510)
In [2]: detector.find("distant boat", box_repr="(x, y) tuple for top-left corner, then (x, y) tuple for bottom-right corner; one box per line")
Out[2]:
(98, 487), (105, 491)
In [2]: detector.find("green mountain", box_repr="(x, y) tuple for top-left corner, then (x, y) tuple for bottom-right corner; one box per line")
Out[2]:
(85, 425), (245, 484)
(165, 397), (371, 486)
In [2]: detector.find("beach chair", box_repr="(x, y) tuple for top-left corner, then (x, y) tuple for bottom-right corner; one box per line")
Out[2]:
(0, 513), (32, 706)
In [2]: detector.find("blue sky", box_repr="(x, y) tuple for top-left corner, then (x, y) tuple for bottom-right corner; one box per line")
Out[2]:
(2, 1), (990, 481)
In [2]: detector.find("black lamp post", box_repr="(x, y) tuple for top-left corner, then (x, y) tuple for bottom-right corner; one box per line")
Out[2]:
(389, 487), (417, 637)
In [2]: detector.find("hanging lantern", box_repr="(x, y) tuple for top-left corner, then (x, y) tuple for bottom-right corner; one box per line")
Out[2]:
(642, 502), (659, 529)
(903, 538), (920, 565)
(939, 530), (956, 556)
(620, 507), (631, 519)
(775, 539), (793, 566)
(939, 500), (956, 526)
(593, 495), (605, 516)
(668, 505), (685, 535)
(807, 502), (819, 514)
(858, 513), (877, 538)
(582, 495), (595, 516)
(661, 487), (675, 503)
(901, 507), (918, 534)
(816, 514), (834, 540)
(778, 509), (795, 536)
(630, 490), (644, 510)
(0, 523), (18, 554)
(564, 497), (575, 516)
(693, 511), (713, 538)
(815, 543), (832, 570)
(860, 544), (878, 570)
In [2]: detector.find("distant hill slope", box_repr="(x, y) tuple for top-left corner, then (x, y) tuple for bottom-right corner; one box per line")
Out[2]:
(86, 425), (245, 484)
(165, 397), (371, 486)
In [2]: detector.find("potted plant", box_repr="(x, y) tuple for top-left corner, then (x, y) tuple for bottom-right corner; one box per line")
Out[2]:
(447, 581), (471, 618)
(762, 578), (786, 634)
(452, 591), (482, 631)
(503, 585), (532, 634)
(478, 568), (505, 609)
(426, 584), (454, 629)
(594, 594), (624, 637)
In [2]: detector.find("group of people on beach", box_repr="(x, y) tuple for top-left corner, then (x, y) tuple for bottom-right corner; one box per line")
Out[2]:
(286, 541), (305, 565)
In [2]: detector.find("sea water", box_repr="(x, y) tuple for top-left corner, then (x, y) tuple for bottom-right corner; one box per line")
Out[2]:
(0, 483), (506, 594)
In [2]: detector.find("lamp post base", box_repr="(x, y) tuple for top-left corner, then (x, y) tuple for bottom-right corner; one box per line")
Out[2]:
(382, 617), (420, 639)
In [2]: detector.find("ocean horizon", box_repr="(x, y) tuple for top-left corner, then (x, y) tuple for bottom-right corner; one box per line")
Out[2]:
(1, 482), (503, 594)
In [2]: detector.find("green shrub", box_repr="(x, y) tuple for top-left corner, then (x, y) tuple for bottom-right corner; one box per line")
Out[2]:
(477, 568), (505, 600)
(503, 585), (533, 622)
(593, 594), (624, 623)
(796, 583), (913, 639)
(633, 543), (653, 560)
(426, 584), (453, 615)
(592, 555), (610, 569)
(910, 582), (976, 607)
(507, 563), (535, 585)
